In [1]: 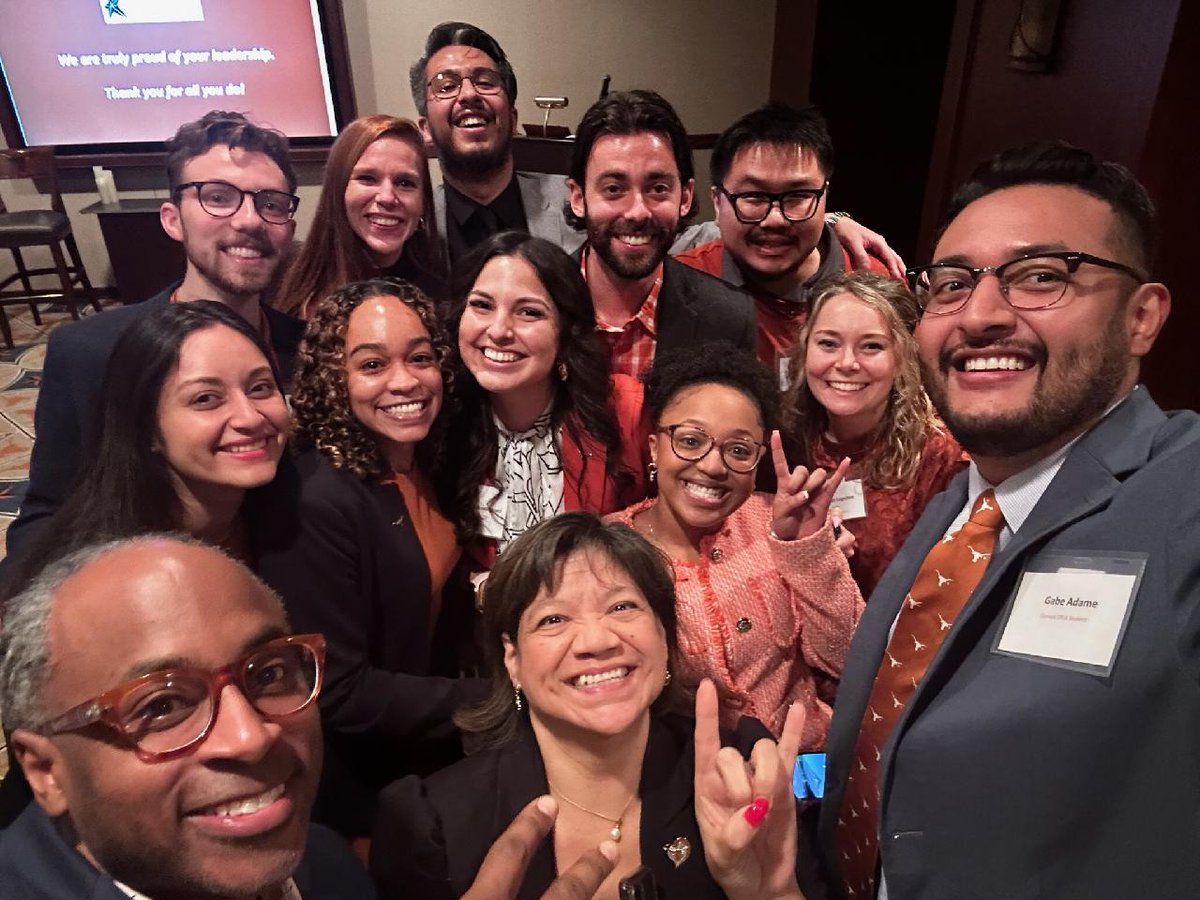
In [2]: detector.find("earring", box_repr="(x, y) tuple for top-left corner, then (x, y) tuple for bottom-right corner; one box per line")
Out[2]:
(557, 361), (569, 381)
(514, 684), (524, 712)
(648, 461), (657, 483)
(664, 669), (672, 686)
(418, 216), (426, 231)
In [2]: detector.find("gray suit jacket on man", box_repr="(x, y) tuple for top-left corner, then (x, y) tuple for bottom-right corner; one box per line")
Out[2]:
(819, 388), (1200, 899)
(433, 170), (584, 256)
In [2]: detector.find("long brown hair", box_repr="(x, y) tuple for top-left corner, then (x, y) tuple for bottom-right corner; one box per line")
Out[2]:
(275, 115), (447, 318)
(784, 272), (940, 488)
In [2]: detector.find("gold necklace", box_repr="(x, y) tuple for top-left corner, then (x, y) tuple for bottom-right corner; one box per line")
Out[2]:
(549, 783), (638, 842)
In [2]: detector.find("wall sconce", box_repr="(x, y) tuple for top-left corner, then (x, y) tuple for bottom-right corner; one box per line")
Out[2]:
(1008, 0), (1065, 72)
(525, 97), (570, 138)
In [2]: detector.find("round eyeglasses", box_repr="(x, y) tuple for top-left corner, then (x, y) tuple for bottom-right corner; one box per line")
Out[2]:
(906, 251), (1146, 316)
(174, 180), (299, 225)
(426, 68), (506, 101)
(718, 183), (828, 224)
(660, 424), (767, 474)
(42, 634), (325, 762)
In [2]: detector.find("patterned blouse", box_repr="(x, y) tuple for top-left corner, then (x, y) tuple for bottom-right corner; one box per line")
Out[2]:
(608, 493), (864, 749)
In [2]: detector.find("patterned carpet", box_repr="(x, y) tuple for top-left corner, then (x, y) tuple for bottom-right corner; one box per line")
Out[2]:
(0, 301), (108, 784)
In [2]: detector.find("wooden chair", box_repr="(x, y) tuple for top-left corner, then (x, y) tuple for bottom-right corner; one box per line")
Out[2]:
(0, 147), (103, 349)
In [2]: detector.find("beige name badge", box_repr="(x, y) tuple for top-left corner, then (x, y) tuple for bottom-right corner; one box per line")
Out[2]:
(476, 484), (506, 540)
(994, 552), (1145, 676)
(831, 478), (867, 520)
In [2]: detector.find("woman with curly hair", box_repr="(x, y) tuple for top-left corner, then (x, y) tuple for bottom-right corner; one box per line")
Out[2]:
(783, 271), (967, 598)
(607, 344), (862, 747)
(274, 115), (447, 318)
(442, 231), (647, 565)
(249, 277), (484, 839)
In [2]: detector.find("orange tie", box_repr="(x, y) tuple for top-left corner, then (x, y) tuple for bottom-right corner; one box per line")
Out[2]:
(835, 490), (1005, 897)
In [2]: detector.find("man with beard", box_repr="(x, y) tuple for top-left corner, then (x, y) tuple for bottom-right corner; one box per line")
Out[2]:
(410, 22), (583, 265)
(819, 142), (1200, 900)
(0, 536), (374, 898)
(675, 104), (895, 370)
(566, 90), (756, 378)
(4, 111), (304, 557)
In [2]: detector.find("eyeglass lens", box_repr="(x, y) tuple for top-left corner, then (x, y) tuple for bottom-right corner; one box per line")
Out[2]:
(114, 642), (319, 754)
(195, 182), (295, 224)
(731, 191), (822, 223)
(669, 426), (762, 472)
(428, 68), (504, 99)
(919, 255), (1073, 312)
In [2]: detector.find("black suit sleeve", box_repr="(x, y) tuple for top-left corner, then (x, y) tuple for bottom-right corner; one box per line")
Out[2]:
(370, 776), (457, 900)
(254, 475), (480, 743)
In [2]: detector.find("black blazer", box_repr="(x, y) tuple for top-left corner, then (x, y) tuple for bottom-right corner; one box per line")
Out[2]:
(656, 256), (757, 358)
(370, 713), (827, 899)
(0, 802), (376, 899)
(5, 284), (305, 557)
(249, 449), (485, 836)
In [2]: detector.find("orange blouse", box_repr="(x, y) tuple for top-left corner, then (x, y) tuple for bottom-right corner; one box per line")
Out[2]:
(608, 493), (864, 749)
(387, 468), (462, 623)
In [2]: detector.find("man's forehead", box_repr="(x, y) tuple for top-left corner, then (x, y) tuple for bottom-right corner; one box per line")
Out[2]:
(728, 142), (825, 181)
(427, 44), (500, 75)
(178, 144), (287, 188)
(588, 131), (679, 177)
(49, 543), (283, 687)
(933, 183), (1118, 263)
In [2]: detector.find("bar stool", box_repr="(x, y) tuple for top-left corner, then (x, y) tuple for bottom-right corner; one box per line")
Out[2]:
(0, 147), (103, 349)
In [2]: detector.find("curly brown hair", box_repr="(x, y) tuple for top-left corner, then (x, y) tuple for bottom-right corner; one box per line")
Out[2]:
(784, 271), (940, 488)
(290, 278), (454, 481)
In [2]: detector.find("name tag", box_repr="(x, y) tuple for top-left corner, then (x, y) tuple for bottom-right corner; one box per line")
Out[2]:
(831, 478), (867, 520)
(994, 552), (1145, 676)
(477, 484), (506, 540)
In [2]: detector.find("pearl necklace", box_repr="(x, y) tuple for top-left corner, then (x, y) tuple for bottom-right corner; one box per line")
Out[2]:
(549, 783), (638, 842)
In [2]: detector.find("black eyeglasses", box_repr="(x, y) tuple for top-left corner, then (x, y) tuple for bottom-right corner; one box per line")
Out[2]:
(427, 68), (506, 101)
(42, 634), (325, 762)
(174, 181), (299, 225)
(718, 183), (828, 224)
(660, 424), (766, 474)
(907, 251), (1147, 316)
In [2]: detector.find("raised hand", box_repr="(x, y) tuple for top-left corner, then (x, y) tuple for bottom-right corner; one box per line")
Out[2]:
(693, 679), (806, 900)
(770, 431), (851, 543)
(829, 214), (907, 280)
(461, 795), (617, 900)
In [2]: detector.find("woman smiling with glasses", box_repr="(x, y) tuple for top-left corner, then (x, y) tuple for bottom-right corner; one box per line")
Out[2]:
(608, 345), (863, 746)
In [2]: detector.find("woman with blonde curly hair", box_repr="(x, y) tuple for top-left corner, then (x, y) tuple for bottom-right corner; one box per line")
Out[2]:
(250, 277), (484, 839)
(783, 271), (967, 597)
(275, 115), (447, 318)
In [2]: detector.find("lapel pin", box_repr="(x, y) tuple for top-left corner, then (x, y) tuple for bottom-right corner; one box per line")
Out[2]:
(663, 836), (691, 868)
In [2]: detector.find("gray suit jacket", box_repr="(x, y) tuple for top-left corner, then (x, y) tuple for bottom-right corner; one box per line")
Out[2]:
(819, 388), (1200, 899)
(433, 170), (584, 256)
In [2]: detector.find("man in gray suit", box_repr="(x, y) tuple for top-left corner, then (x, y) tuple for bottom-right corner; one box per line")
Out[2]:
(820, 142), (1199, 899)
(410, 22), (581, 265)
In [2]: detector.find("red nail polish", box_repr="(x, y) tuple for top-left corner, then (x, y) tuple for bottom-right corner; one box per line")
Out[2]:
(743, 797), (770, 827)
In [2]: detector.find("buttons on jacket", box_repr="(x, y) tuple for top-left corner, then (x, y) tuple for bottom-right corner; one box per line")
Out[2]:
(736, 617), (752, 633)
(710, 546), (723, 562)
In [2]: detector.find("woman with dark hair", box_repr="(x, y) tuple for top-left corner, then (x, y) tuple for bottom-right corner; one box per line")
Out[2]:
(249, 277), (484, 840)
(3, 300), (288, 588)
(372, 512), (818, 900)
(274, 115), (447, 318)
(783, 272), (966, 597)
(608, 344), (862, 748)
(443, 231), (646, 563)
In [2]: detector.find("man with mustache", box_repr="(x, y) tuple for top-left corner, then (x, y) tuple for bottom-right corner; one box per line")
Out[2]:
(410, 22), (583, 265)
(5, 111), (305, 558)
(567, 90), (756, 378)
(675, 104), (896, 370)
(819, 142), (1200, 899)
(0, 536), (373, 898)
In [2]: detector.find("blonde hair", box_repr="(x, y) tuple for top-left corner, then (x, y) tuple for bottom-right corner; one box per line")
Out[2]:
(784, 272), (940, 488)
